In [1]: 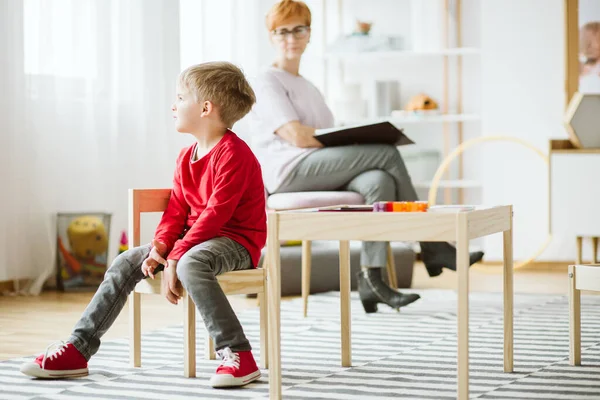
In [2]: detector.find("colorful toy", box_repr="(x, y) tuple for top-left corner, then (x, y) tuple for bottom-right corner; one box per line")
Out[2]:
(118, 231), (129, 254)
(281, 240), (302, 246)
(67, 216), (109, 259)
(57, 236), (81, 274)
(355, 20), (372, 35)
(59, 215), (109, 285)
(405, 94), (439, 111)
(55, 213), (112, 291)
(373, 201), (429, 212)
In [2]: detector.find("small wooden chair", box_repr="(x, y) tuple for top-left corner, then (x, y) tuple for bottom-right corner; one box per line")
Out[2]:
(568, 263), (600, 366)
(127, 189), (268, 377)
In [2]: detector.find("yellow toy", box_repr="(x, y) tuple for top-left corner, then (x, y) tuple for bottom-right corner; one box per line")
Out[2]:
(67, 216), (109, 260)
(405, 94), (439, 111)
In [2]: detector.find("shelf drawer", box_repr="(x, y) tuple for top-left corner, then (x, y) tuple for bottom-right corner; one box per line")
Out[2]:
(550, 153), (600, 236)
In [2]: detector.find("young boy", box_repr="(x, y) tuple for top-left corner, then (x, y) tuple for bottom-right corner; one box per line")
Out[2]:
(20, 61), (267, 388)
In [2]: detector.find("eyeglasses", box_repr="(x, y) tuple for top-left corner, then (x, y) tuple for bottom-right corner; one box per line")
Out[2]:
(272, 25), (310, 41)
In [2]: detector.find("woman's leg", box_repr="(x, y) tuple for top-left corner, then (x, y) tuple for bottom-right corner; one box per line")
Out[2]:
(345, 170), (421, 312)
(344, 169), (394, 267)
(275, 144), (484, 278)
(276, 144), (418, 202)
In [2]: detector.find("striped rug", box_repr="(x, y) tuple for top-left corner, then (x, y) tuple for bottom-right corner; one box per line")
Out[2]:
(2, 290), (600, 399)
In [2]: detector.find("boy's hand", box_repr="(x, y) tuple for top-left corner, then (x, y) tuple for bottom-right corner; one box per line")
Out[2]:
(163, 259), (183, 305)
(141, 239), (168, 279)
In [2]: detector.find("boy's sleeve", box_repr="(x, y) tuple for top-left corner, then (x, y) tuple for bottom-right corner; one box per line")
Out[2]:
(154, 152), (189, 255)
(167, 148), (250, 261)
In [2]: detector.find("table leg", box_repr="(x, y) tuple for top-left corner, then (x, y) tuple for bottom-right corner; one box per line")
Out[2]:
(339, 240), (351, 367)
(129, 292), (141, 367)
(184, 293), (196, 377)
(569, 265), (582, 366)
(456, 213), (470, 400)
(267, 214), (282, 400)
(503, 211), (514, 373)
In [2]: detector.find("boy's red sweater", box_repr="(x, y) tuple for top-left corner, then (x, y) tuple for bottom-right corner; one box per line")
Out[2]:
(154, 131), (267, 267)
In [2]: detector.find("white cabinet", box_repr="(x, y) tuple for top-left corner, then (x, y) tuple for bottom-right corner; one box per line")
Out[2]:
(550, 140), (600, 238)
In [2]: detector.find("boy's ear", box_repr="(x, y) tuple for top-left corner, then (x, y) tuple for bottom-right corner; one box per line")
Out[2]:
(201, 100), (213, 117)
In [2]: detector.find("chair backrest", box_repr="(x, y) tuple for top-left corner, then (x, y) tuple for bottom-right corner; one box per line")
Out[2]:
(128, 188), (171, 247)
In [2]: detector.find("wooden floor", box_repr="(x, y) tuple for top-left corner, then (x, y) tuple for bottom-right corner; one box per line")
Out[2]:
(0, 263), (581, 361)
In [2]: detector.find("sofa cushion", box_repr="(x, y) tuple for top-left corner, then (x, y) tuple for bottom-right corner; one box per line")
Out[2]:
(258, 241), (415, 296)
(267, 191), (365, 211)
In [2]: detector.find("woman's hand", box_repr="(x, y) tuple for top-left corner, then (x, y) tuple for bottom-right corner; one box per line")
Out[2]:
(276, 121), (324, 149)
(162, 259), (183, 305)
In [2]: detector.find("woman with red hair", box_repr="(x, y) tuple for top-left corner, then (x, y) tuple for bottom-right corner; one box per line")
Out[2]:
(247, 0), (484, 313)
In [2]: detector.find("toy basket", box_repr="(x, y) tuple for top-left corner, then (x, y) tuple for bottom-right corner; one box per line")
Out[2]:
(55, 212), (112, 291)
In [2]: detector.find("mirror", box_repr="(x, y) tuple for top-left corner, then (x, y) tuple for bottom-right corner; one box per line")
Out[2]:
(565, 0), (600, 98)
(564, 0), (600, 147)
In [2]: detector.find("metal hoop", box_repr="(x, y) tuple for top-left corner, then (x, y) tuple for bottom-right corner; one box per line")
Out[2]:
(427, 136), (551, 269)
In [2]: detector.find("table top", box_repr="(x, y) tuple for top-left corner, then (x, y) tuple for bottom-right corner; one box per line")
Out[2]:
(271, 205), (512, 242)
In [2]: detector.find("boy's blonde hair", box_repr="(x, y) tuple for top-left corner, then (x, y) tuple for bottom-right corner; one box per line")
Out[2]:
(178, 62), (256, 128)
(580, 22), (600, 60)
(266, 0), (311, 31)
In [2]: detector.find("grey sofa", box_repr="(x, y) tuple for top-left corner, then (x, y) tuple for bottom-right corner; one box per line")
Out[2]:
(258, 241), (415, 297)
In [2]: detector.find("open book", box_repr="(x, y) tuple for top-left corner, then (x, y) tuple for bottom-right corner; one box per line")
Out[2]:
(314, 121), (414, 147)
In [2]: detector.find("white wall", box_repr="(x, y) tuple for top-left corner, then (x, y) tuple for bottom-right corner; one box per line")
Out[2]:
(480, 0), (569, 261)
(179, 0), (273, 79)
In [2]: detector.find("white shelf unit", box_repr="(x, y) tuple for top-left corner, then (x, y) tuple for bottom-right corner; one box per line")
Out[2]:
(338, 113), (480, 127)
(413, 179), (481, 189)
(325, 46), (480, 61)
(321, 0), (480, 205)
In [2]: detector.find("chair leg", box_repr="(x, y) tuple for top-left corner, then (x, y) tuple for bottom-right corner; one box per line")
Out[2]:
(593, 237), (599, 264)
(129, 292), (141, 367)
(576, 236), (583, 264)
(257, 251), (269, 308)
(386, 242), (398, 290)
(258, 289), (269, 369)
(205, 333), (215, 360)
(569, 265), (581, 366)
(301, 240), (312, 317)
(184, 293), (196, 377)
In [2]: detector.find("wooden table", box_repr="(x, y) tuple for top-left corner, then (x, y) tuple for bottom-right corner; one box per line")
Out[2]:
(266, 205), (514, 400)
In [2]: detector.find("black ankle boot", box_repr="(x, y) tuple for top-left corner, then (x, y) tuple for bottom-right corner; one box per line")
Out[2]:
(420, 242), (485, 277)
(357, 268), (421, 313)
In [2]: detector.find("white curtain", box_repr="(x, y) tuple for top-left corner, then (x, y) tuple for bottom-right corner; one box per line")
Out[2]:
(0, 0), (188, 294)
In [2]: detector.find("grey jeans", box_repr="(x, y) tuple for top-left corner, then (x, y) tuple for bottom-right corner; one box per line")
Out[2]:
(275, 144), (419, 268)
(69, 237), (253, 360)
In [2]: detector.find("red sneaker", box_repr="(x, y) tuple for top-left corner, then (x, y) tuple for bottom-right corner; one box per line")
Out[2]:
(209, 348), (261, 388)
(20, 341), (88, 379)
